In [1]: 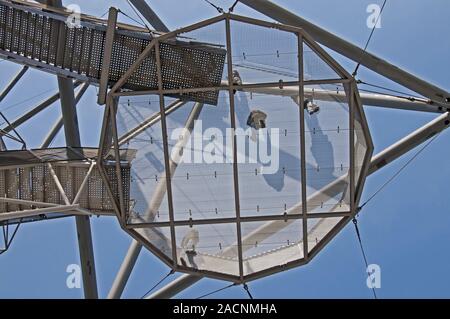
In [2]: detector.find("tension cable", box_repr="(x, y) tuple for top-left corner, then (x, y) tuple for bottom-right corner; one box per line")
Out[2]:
(229, 0), (240, 12)
(202, 0), (224, 14)
(196, 282), (237, 299)
(352, 217), (377, 299)
(353, 0), (388, 77)
(243, 283), (254, 299)
(140, 269), (175, 299)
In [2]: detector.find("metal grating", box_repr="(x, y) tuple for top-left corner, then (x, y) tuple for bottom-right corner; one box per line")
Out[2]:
(0, 1), (226, 105)
(0, 163), (131, 218)
(31, 164), (44, 203)
(0, 170), (5, 213)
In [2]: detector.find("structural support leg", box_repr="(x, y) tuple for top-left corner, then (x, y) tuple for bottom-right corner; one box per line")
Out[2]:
(45, 0), (98, 300)
(59, 77), (98, 299)
(107, 240), (143, 299)
(97, 8), (118, 105)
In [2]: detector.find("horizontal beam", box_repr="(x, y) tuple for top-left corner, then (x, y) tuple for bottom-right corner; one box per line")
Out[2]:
(0, 205), (83, 222)
(0, 197), (62, 208)
(112, 79), (347, 98)
(241, 84), (440, 113)
(131, 211), (351, 228)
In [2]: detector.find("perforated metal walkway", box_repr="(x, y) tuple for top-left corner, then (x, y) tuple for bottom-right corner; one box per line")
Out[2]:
(0, 0), (226, 104)
(0, 147), (133, 223)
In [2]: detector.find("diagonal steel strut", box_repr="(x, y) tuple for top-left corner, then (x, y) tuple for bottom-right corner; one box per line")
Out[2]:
(239, 0), (450, 108)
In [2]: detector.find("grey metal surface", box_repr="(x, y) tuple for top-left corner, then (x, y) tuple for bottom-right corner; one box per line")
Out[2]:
(0, 163), (130, 218)
(97, 8), (117, 105)
(0, 148), (132, 221)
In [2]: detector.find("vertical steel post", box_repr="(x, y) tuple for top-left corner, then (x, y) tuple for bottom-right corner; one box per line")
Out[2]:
(46, 0), (98, 299)
(98, 8), (118, 105)
(298, 34), (308, 260)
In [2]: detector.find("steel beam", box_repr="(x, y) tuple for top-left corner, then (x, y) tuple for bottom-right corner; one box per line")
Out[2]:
(148, 111), (450, 298)
(0, 197), (64, 208)
(107, 239), (142, 299)
(239, 84), (441, 114)
(45, 0), (98, 300)
(59, 80), (98, 298)
(238, 0), (450, 107)
(128, 0), (170, 32)
(0, 205), (84, 223)
(98, 8), (118, 105)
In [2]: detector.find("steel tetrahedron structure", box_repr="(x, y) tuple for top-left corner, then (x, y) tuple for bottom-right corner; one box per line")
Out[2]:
(0, 0), (449, 299)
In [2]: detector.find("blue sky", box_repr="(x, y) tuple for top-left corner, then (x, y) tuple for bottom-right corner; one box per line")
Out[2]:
(1, 0), (450, 298)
